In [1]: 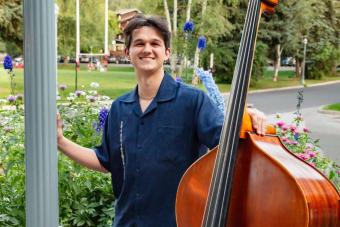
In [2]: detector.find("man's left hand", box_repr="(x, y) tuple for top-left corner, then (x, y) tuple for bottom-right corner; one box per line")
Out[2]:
(247, 108), (267, 136)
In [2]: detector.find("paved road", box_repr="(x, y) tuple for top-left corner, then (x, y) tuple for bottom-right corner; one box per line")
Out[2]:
(246, 81), (340, 114)
(245, 81), (340, 162)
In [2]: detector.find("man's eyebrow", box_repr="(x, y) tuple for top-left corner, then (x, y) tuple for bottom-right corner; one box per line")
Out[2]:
(132, 38), (162, 43)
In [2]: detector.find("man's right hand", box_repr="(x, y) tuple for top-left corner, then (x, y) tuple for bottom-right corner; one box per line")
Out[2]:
(56, 113), (64, 144)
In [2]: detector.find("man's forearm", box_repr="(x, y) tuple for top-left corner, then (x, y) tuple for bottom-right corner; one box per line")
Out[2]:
(58, 137), (108, 173)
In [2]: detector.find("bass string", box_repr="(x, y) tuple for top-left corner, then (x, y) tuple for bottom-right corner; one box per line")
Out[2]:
(203, 0), (262, 226)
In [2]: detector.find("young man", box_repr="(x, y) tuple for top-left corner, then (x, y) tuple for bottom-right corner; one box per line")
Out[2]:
(57, 14), (266, 227)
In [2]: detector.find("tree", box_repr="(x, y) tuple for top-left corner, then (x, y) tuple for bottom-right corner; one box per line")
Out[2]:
(0, 0), (23, 52)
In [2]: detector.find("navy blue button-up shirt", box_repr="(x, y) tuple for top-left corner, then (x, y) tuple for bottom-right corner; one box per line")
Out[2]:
(95, 74), (223, 227)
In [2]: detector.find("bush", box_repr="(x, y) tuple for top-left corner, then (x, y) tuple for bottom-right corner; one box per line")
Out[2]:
(0, 85), (115, 226)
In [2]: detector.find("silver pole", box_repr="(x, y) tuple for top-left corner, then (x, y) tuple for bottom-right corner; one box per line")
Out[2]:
(76, 0), (80, 63)
(104, 0), (109, 55)
(301, 38), (308, 86)
(24, 0), (58, 226)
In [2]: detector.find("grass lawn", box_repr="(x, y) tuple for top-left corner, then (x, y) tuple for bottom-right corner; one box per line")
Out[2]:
(1, 65), (339, 99)
(324, 103), (340, 111)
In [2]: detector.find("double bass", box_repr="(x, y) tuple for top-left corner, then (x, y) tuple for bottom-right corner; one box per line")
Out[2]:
(176, 0), (340, 226)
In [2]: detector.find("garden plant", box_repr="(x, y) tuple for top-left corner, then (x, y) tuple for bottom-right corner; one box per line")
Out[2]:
(0, 70), (339, 225)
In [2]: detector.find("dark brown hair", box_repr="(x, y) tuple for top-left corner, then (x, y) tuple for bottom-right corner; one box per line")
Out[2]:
(123, 14), (171, 49)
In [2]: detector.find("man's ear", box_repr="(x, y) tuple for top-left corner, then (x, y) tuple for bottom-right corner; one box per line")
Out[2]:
(165, 48), (171, 60)
(124, 48), (130, 58)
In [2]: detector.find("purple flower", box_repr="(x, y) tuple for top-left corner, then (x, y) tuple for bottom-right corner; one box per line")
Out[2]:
(183, 21), (194, 33)
(75, 90), (84, 97)
(197, 36), (206, 50)
(96, 107), (109, 132)
(87, 96), (97, 102)
(59, 84), (67, 91)
(3, 55), (13, 71)
(7, 95), (16, 103)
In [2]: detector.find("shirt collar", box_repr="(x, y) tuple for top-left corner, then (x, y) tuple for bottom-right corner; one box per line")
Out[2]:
(120, 73), (178, 103)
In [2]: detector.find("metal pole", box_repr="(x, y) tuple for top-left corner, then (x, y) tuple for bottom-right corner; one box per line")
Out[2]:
(301, 38), (307, 86)
(75, 0), (80, 91)
(24, 0), (58, 226)
(104, 0), (109, 55)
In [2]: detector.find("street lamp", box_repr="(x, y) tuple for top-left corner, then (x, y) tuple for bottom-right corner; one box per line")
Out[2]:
(301, 37), (308, 86)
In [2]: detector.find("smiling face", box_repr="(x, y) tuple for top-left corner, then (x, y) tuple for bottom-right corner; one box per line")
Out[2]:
(125, 26), (170, 76)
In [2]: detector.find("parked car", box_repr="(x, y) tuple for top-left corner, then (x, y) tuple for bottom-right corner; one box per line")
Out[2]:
(80, 56), (90, 63)
(108, 56), (118, 64)
(281, 57), (295, 66)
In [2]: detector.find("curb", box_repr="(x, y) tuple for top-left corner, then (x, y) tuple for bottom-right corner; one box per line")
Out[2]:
(318, 105), (340, 116)
(221, 80), (340, 96)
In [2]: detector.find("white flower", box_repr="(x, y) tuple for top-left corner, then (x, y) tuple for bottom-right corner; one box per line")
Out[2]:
(56, 96), (61, 100)
(89, 90), (98, 95)
(90, 82), (100, 88)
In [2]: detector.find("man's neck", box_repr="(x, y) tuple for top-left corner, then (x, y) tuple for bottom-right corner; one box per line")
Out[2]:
(136, 69), (164, 99)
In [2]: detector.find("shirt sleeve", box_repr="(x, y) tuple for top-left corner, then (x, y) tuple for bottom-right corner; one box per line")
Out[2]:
(93, 110), (112, 172)
(195, 91), (224, 150)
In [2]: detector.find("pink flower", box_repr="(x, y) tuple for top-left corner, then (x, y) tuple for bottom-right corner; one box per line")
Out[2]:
(307, 151), (316, 158)
(337, 169), (340, 175)
(295, 114), (303, 121)
(306, 144), (314, 149)
(282, 137), (288, 142)
(282, 125), (288, 131)
(303, 127), (310, 133)
(276, 121), (285, 128)
(292, 141), (298, 145)
(297, 153), (310, 161)
(290, 125), (297, 133)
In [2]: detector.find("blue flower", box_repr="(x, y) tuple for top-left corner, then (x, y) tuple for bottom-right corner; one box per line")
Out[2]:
(197, 36), (206, 50)
(3, 55), (13, 71)
(96, 107), (109, 132)
(195, 68), (225, 113)
(183, 21), (194, 33)
(176, 76), (183, 83)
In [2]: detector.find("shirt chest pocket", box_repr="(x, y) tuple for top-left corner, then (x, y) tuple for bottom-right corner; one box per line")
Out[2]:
(156, 125), (186, 164)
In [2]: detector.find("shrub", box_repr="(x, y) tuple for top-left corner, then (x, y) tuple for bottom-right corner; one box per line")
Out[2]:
(0, 85), (115, 226)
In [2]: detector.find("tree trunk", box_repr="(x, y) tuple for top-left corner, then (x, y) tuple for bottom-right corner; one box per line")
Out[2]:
(170, 0), (178, 78)
(295, 57), (301, 78)
(163, 0), (171, 33)
(178, 0), (193, 82)
(192, 0), (208, 84)
(273, 44), (281, 82)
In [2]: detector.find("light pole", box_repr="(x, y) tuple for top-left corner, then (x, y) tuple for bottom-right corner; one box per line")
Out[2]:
(301, 37), (308, 86)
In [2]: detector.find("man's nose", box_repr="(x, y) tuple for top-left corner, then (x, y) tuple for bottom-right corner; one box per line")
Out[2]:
(142, 43), (152, 53)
